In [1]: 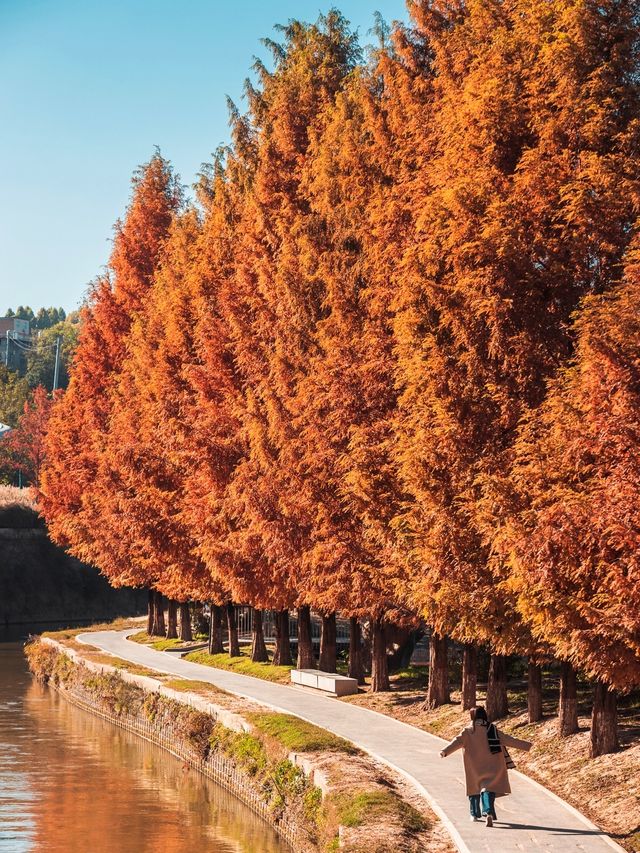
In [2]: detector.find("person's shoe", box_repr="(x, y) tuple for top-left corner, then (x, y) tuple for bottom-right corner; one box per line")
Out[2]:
(485, 814), (493, 827)
(470, 816), (480, 822)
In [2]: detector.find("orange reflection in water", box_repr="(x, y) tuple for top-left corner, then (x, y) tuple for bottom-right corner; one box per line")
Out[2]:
(0, 644), (288, 853)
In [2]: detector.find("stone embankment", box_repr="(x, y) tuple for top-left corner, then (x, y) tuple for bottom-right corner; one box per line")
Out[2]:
(0, 504), (145, 625)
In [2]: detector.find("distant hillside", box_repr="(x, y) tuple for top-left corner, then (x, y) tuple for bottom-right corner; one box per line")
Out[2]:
(0, 487), (146, 625)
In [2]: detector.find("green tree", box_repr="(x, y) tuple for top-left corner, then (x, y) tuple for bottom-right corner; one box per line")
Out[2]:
(14, 306), (34, 322)
(0, 366), (30, 427)
(32, 307), (66, 330)
(26, 318), (80, 390)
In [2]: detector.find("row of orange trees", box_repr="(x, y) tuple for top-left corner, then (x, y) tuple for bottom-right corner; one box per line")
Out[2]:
(40, 2), (640, 756)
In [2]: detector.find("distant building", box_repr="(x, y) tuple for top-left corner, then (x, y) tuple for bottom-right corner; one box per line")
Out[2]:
(0, 317), (31, 373)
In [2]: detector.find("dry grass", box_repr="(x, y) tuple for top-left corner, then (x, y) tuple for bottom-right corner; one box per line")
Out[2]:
(0, 485), (36, 508)
(42, 616), (145, 642)
(0, 485), (40, 527)
(344, 674), (640, 851)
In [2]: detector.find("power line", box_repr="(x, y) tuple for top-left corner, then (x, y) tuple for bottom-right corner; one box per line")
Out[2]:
(6, 336), (58, 352)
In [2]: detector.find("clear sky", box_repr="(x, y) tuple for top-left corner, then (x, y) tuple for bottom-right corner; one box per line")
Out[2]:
(0, 0), (408, 315)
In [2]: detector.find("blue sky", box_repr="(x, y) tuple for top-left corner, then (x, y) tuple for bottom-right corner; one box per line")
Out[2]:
(0, 0), (407, 315)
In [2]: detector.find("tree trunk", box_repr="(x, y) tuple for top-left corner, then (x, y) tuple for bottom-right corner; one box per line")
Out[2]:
(361, 621), (372, 674)
(272, 609), (293, 667)
(319, 612), (337, 672)
(348, 617), (365, 684)
(461, 644), (477, 710)
(528, 660), (543, 723)
(153, 591), (166, 637)
(558, 661), (579, 737)
(208, 603), (224, 655)
(426, 633), (450, 709)
(226, 602), (240, 657)
(590, 682), (619, 757)
(178, 603), (192, 641)
(147, 588), (155, 635)
(370, 618), (390, 692)
(486, 654), (508, 720)
(251, 609), (269, 662)
(166, 599), (178, 639)
(296, 605), (315, 670)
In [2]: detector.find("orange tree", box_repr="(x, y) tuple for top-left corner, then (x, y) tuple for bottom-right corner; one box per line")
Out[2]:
(392, 0), (640, 712)
(40, 154), (181, 597)
(210, 13), (362, 668)
(0, 386), (54, 487)
(498, 239), (640, 755)
(290, 18), (435, 689)
(96, 207), (233, 632)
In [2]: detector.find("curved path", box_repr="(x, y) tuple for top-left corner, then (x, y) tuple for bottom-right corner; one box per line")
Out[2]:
(78, 630), (623, 853)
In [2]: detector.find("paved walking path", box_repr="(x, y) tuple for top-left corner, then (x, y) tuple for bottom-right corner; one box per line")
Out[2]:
(78, 630), (623, 853)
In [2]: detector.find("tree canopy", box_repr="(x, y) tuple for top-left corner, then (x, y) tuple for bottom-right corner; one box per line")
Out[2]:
(38, 4), (640, 714)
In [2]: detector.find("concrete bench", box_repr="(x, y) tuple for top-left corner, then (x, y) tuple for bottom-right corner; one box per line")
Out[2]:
(290, 668), (359, 696)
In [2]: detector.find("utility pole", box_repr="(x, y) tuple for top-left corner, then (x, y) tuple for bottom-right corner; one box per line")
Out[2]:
(52, 335), (61, 391)
(4, 331), (9, 367)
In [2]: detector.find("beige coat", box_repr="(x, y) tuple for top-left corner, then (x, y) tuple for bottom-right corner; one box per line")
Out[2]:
(442, 722), (532, 796)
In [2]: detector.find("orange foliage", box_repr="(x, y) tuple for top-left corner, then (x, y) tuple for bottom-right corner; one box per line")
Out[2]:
(496, 241), (640, 690)
(1, 386), (53, 486)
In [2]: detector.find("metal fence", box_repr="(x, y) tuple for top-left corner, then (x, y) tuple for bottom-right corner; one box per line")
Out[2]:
(235, 607), (350, 645)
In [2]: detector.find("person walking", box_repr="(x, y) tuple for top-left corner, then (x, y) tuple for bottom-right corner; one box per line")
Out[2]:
(439, 705), (532, 826)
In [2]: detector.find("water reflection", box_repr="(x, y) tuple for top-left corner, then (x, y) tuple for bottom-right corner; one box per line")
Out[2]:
(0, 643), (288, 853)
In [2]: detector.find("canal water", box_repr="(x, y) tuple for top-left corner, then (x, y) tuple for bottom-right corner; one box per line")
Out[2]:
(0, 637), (288, 853)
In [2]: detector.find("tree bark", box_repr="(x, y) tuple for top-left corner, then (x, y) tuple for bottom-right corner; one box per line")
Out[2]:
(208, 603), (224, 655)
(272, 609), (293, 667)
(296, 605), (315, 670)
(486, 654), (508, 720)
(558, 661), (579, 737)
(426, 633), (450, 709)
(370, 618), (390, 692)
(461, 644), (477, 710)
(226, 602), (240, 657)
(166, 599), (178, 639)
(527, 660), (543, 723)
(153, 591), (166, 637)
(147, 588), (155, 635)
(319, 612), (337, 672)
(348, 617), (365, 684)
(178, 603), (192, 641)
(590, 682), (619, 757)
(251, 609), (269, 662)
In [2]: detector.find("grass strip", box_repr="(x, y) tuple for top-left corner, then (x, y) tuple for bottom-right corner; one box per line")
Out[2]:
(163, 678), (229, 697)
(184, 649), (292, 684)
(247, 711), (360, 755)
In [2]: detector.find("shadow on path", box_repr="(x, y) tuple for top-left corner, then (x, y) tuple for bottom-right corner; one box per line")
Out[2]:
(497, 822), (609, 837)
